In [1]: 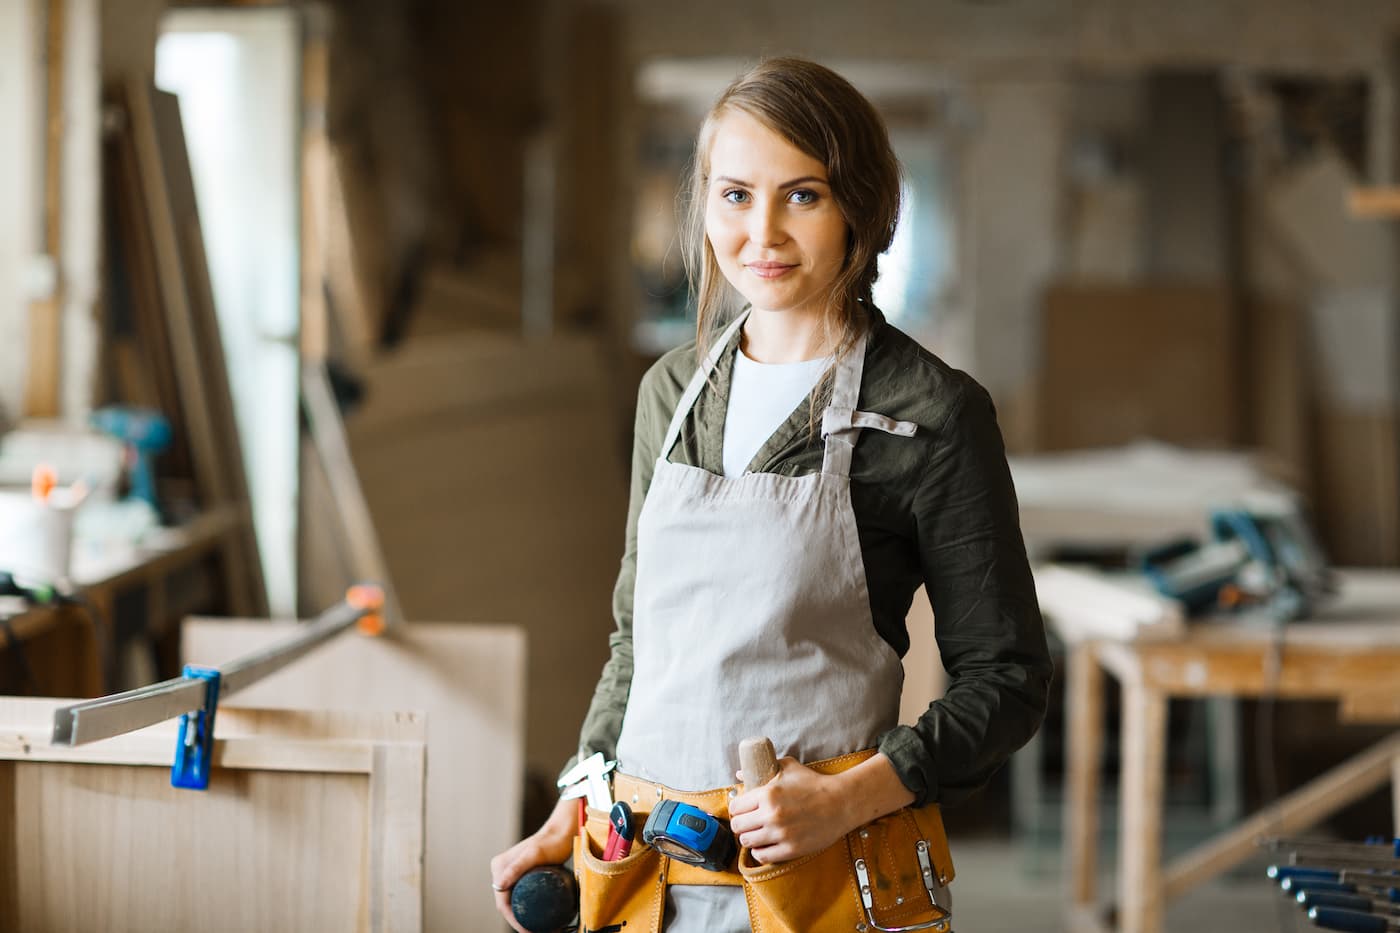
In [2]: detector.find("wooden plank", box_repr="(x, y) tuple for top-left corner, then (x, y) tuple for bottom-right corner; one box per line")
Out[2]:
(1348, 186), (1400, 218)
(123, 80), (266, 617)
(1118, 683), (1167, 933)
(1122, 640), (1400, 696)
(1034, 565), (1185, 643)
(1162, 731), (1400, 899)
(0, 700), (425, 933)
(1394, 756), (1400, 838)
(300, 6), (330, 363)
(1340, 692), (1400, 723)
(24, 0), (66, 418)
(157, 95), (268, 617)
(105, 97), (196, 480)
(183, 618), (525, 932)
(1065, 641), (1105, 910)
(369, 742), (426, 932)
(302, 363), (403, 624)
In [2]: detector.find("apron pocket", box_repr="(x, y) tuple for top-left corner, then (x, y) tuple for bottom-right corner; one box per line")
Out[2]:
(736, 840), (864, 932)
(574, 813), (666, 932)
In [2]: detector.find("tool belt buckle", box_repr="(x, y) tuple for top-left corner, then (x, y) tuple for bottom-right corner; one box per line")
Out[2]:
(853, 839), (953, 932)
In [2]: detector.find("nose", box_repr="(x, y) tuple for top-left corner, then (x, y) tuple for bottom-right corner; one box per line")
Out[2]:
(748, 196), (786, 248)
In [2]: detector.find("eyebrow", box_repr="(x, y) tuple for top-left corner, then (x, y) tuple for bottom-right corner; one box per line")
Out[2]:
(713, 175), (830, 188)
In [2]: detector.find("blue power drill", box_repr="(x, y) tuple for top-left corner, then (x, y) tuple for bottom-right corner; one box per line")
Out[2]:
(90, 406), (172, 510)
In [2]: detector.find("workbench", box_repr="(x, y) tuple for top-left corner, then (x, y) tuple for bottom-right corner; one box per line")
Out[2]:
(0, 504), (249, 696)
(1037, 565), (1400, 933)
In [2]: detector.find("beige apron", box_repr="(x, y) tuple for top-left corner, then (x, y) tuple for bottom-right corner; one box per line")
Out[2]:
(614, 310), (917, 931)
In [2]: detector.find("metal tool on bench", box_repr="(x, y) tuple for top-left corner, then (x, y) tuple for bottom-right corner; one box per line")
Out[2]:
(1141, 492), (1333, 620)
(1264, 836), (1400, 932)
(1307, 906), (1400, 932)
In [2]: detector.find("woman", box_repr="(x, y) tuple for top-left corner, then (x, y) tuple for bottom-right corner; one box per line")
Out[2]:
(492, 57), (1051, 933)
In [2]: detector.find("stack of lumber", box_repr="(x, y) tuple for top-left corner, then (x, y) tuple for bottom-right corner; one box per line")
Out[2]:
(102, 78), (265, 616)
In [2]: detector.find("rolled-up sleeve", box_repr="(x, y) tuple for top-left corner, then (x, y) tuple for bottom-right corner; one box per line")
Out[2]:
(878, 382), (1053, 808)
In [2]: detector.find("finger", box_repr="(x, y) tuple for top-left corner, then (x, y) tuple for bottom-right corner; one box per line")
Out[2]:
(748, 841), (787, 865)
(728, 792), (757, 816)
(495, 889), (528, 933)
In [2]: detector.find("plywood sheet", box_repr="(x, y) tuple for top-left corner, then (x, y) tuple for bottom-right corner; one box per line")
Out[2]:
(341, 333), (627, 783)
(0, 699), (425, 933)
(183, 619), (525, 932)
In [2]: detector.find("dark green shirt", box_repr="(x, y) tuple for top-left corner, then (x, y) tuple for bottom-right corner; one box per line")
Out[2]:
(567, 314), (1052, 808)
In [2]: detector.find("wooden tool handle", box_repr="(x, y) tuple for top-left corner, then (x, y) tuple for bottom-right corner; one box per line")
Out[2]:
(739, 736), (778, 792)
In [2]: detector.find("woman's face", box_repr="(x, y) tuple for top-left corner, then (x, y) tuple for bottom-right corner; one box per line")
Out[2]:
(703, 110), (848, 321)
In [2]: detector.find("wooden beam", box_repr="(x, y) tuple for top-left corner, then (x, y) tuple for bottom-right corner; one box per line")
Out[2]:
(1118, 683), (1168, 933)
(1064, 641), (1105, 910)
(1348, 186), (1400, 218)
(300, 5), (330, 363)
(301, 363), (403, 625)
(23, 0), (66, 417)
(1162, 730), (1400, 899)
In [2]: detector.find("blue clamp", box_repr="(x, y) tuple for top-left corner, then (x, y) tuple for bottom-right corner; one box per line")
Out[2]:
(171, 665), (221, 790)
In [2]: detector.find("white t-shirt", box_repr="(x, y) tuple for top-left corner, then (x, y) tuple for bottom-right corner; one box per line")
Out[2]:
(722, 349), (831, 478)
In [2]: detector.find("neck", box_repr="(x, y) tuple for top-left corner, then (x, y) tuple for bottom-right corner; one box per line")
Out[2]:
(741, 307), (833, 363)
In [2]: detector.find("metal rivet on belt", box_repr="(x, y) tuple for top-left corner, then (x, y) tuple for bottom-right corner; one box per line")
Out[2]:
(895, 896), (904, 905)
(727, 788), (738, 799)
(856, 925), (867, 932)
(631, 793), (639, 805)
(656, 788), (663, 798)
(859, 830), (869, 839)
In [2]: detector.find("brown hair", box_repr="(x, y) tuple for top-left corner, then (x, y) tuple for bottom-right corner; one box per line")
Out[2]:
(682, 57), (902, 368)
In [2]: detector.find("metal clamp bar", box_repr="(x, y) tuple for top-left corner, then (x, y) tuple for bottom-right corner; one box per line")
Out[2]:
(50, 586), (385, 747)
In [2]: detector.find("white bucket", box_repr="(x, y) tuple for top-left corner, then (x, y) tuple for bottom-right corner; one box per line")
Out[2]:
(0, 490), (76, 586)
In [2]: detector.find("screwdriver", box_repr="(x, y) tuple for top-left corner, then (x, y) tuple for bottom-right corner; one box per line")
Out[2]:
(1307, 905), (1400, 932)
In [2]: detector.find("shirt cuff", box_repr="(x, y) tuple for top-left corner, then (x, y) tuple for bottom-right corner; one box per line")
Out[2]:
(877, 724), (937, 809)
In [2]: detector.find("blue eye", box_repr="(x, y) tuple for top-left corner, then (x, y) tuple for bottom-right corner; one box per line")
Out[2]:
(722, 189), (749, 204)
(789, 189), (818, 204)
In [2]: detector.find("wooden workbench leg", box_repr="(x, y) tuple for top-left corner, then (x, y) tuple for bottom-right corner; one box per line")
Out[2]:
(1065, 641), (1105, 912)
(1392, 754), (1400, 838)
(1120, 682), (1168, 933)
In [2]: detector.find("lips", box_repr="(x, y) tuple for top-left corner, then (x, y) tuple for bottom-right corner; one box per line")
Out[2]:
(746, 261), (797, 279)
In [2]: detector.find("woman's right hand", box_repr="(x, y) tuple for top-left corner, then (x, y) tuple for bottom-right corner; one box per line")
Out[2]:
(490, 794), (579, 932)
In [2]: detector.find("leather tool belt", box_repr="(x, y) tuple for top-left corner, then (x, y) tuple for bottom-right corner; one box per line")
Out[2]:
(574, 748), (955, 933)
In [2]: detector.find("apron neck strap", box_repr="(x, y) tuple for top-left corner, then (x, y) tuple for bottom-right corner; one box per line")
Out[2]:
(658, 309), (871, 479)
(659, 309), (750, 461)
(820, 328), (869, 478)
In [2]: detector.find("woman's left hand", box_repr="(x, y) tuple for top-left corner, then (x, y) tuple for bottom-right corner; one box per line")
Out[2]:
(728, 752), (917, 865)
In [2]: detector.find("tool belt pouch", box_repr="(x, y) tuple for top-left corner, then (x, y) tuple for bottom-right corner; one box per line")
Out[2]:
(573, 806), (666, 932)
(737, 800), (955, 933)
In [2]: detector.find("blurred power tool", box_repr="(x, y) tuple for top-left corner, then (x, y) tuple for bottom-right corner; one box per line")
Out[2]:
(1140, 492), (1333, 621)
(89, 407), (171, 510)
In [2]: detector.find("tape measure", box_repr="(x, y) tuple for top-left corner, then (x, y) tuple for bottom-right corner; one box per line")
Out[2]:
(641, 800), (735, 872)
